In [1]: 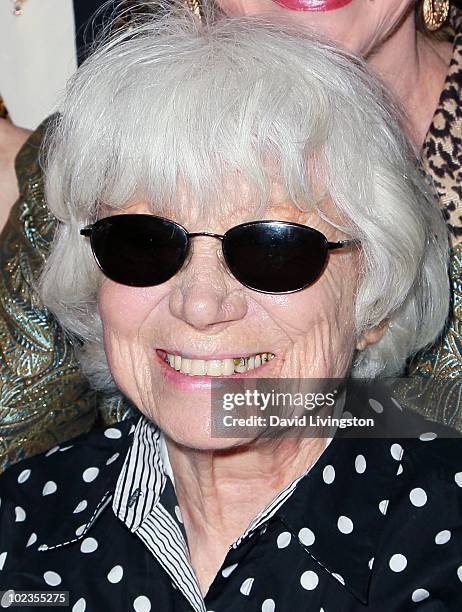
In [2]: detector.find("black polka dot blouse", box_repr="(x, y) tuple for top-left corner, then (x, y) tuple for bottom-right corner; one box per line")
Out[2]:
(1, 394), (462, 611)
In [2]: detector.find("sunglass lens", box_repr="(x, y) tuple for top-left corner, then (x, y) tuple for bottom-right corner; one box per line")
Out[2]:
(223, 222), (328, 293)
(90, 215), (188, 287)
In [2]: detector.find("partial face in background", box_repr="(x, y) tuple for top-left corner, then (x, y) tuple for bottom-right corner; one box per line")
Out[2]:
(214, 0), (416, 56)
(97, 186), (367, 451)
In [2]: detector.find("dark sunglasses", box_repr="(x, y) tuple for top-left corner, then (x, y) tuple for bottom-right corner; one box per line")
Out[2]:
(80, 214), (358, 294)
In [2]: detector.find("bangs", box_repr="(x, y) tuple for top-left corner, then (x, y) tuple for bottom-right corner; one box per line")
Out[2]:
(44, 15), (338, 224)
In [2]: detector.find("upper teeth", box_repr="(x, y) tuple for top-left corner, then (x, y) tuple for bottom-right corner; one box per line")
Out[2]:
(164, 352), (274, 376)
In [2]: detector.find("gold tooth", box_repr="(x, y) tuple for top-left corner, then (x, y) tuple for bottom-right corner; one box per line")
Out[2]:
(166, 353), (273, 369)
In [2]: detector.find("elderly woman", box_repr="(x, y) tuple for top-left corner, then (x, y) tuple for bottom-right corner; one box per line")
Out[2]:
(1, 0), (462, 474)
(0, 7), (461, 611)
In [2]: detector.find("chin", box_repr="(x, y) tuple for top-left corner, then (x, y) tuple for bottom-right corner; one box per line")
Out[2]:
(161, 420), (252, 452)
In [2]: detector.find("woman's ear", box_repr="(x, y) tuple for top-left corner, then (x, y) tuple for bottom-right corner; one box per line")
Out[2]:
(356, 319), (389, 351)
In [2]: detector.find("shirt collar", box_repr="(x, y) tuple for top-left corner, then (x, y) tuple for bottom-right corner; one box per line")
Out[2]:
(112, 417), (172, 531)
(36, 393), (412, 606)
(275, 435), (400, 604)
(35, 419), (136, 552)
(107, 398), (403, 605)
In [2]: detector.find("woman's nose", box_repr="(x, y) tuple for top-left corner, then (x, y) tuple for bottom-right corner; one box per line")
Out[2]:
(168, 239), (248, 331)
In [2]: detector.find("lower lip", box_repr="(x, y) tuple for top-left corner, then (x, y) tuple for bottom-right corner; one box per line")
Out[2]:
(156, 353), (273, 390)
(273, 0), (352, 11)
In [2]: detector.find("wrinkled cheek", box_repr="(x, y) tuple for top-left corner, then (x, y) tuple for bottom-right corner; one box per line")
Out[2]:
(97, 280), (154, 404)
(98, 280), (152, 335)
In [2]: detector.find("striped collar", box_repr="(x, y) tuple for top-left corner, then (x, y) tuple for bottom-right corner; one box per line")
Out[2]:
(112, 417), (204, 610)
(112, 418), (168, 531)
(112, 415), (328, 537)
(111, 416), (329, 612)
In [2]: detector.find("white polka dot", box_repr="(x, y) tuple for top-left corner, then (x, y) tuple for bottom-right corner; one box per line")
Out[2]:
(369, 398), (383, 413)
(458, 566), (462, 582)
(72, 598), (86, 612)
(133, 595), (151, 612)
(82, 467), (99, 483)
(332, 573), (345, 585)
(412, 589), (429, 602)
(379, 500), (389, 515)
(73, 500), (87, 514)
(222, 563), (238, 578)
(409, 488), (427, 507)
(1, 589), (14, 608)
(75, 524), (86, 537)
(0, 552), (7, 571)
(17, 469), (31, 484)
(277, 531), (292, 549)
(455, 472), (462, 487)
(435, 530), (451, 545)
(106, 453), (120, 465)
(104, 428), (122, 439)
(419, 432), (437, 441)
(390, 443), (403, 461)
(368, 557), (374, 570)
(45, 446), (59, 457)
(42, 481), (57, 496)
(261, 599), (275, 612)
(80, 537), (98, 553)
(240, 577), (254, 596)
(298, 527), (315, 546)
(14, 506), (26, 522)
(44, 571), (61, 586)
(107, 565), (124, 584)
(174, 505), (183, 523)
(337, 516), (354, 534)
(323, 465), (335, 484)
(355, 455), (366, 474)
(26, 533), (37, 547)
(389, 554), (407, 572)
(300, 570), (319, 590)
(342, 410), (353, 420)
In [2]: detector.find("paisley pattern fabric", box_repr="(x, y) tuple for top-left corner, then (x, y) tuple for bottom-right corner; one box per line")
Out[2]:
(0, 123), (137, 473)
(1, 8), (462, 471)
(396, 242), (462, 429)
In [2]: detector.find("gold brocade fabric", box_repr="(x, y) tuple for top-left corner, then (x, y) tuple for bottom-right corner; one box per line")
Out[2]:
(395, 6), (462, 428)
(396, 242), (462, 430)
(0, 121), (136, 473)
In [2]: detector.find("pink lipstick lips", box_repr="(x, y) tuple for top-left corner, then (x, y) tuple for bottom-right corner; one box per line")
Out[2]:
(273, 0), (353, 12)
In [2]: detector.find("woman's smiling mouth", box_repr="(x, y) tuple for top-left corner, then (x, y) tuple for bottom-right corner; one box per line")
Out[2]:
(159, 351), (275, 376)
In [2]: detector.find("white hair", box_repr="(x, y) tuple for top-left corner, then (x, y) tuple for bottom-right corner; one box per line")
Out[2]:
(40, 1), (449, 390)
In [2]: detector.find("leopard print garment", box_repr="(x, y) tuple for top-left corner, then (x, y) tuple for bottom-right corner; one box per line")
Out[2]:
(422, 6), (462, 239)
